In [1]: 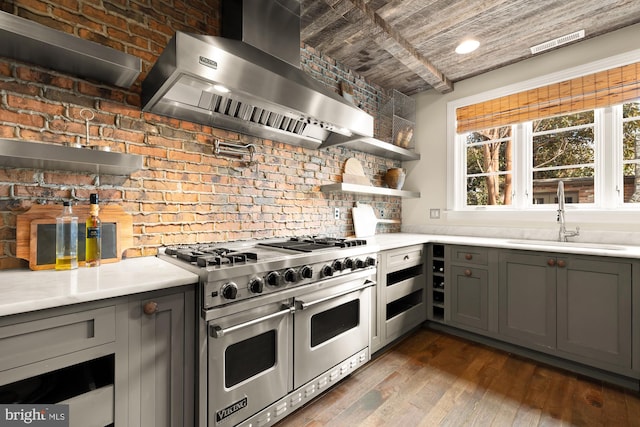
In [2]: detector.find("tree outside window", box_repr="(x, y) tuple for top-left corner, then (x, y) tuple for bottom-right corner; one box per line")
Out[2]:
(623, 101), (640, 203)
(532, 111), (595, 205)
(465, 126), (512, 206)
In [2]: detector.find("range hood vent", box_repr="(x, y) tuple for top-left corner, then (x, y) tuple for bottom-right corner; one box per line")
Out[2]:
(141, 1), (373, 148)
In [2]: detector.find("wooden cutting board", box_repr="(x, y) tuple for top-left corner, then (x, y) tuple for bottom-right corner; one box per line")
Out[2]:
(17, 204), (133, 270)
(342, 158), (371, 186)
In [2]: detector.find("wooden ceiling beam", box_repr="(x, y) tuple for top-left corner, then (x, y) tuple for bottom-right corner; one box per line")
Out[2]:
(325, 0), (454, 93)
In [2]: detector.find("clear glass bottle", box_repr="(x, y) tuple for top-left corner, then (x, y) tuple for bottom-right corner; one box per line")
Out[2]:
(85, 193), (101, 267)
(55, 201), (78, 270)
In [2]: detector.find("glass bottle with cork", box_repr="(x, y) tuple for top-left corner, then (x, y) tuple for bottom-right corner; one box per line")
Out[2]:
(55, 201), (78, 270)
(85, 193), (101, 267)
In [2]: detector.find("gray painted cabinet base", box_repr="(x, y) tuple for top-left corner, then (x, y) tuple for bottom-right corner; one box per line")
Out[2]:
(127, 287), (195, 427)
(431, 244), (639, 388)
(498, 251), (557, 351)
(556, 257), (632, 369)
(373, 244), (427, 353)
(0, 285), (196, 427)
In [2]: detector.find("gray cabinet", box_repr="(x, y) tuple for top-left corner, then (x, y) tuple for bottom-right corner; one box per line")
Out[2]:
(498, 250), (633, 371)
(556, 257), (632, 369)
(374, 244), (427, 352)
(127, 287), (195, 427)
(449, 246), (490, 331)
(498, 251), (557, 351)
(0, 301), (121, 427)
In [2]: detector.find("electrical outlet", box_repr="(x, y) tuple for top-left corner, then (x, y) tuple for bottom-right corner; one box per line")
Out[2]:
(429, 208), (441, 219)
(334, 207), (340, 219)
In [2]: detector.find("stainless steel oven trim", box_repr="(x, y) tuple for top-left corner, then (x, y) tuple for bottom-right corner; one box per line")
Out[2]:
(209, 305), (293, 338)
(296, 279), (375, 310)
(202, 267), (376, 321)
(292, 278), (372, 389)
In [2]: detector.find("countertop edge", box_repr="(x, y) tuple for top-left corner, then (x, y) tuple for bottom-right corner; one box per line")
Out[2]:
(369, 233), (640, 258)
(0, 257), (199, 318)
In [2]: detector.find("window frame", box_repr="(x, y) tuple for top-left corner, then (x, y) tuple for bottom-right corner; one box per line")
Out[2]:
(447, 48), (640, 219)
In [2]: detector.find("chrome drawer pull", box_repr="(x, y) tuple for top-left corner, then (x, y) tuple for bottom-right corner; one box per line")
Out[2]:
(210, 306), (292, 338)
(297, 280), (375, 310)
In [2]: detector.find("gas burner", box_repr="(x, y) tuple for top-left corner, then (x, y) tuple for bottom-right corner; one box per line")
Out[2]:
(259, 237), (367, 251)
(164, 245), (258, 266)
(196, 252), (258, 267)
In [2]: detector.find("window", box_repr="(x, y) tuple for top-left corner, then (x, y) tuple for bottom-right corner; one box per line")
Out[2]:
(622, 100), (640, 204)
(465, 126), (512, 206)
(531, 111), (595, 205)
(458, 106), (629, 209)
(450, 53), (640, 213)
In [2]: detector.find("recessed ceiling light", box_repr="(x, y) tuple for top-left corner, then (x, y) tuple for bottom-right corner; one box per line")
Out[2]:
(455, 39), (480, 54)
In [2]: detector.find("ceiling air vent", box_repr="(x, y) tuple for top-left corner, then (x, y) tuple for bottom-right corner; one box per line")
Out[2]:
(530, 30), (585, 55)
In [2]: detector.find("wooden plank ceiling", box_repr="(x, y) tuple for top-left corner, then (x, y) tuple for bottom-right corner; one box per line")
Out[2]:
(301, 0), (640, 95)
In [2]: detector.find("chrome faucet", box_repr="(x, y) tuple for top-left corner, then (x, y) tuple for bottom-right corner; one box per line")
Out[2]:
(557, 180), (580, 242)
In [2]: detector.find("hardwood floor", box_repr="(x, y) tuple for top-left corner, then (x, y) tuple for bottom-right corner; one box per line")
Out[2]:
(274, 328), (640, 427)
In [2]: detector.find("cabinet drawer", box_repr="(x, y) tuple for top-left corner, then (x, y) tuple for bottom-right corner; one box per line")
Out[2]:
(385, 300), (426, 341)
(450, 246), (488, 266)
(386, 275), (425, 303)
(0, 306), (116, 372)
(387, 245), (424, 270)
(59, 384), (114, 427)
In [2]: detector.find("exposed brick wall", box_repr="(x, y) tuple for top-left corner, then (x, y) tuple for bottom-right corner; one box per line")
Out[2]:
(0, 0), (402, 270)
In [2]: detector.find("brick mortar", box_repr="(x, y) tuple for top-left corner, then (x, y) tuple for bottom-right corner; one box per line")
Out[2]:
(0, 1), (403, 269)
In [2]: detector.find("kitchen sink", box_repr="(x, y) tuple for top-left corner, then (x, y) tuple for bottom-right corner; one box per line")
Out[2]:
(506, 240), (627, 251)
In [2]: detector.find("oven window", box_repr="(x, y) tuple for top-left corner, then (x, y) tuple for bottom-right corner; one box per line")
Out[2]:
(310, 300), (359, 347)
(225, 330), (276, 388)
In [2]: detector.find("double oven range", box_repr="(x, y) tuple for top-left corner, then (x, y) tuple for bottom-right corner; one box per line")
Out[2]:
(159, 237), (378, 427)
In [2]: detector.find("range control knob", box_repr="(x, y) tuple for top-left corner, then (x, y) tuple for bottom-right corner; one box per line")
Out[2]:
(284, 268), (298, 283)
(365, 257), (376, 267)
(355, 259), (366, 269)
(266, 271), (281, 287)
(221, 282), (238, 300)
(248, 277), (264, 294)
(300, 265), (313, 279)
(344, 258), (355, 270)
(332, 259), (344, 271)
(321, 264), (334, 277)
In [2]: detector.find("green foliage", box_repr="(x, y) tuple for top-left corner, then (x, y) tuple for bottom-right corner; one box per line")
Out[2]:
(532, 111), (594, 179)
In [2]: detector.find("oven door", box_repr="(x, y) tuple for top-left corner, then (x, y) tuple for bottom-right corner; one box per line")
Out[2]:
(293, 274), (374, 389)
(207, 299), (293, 427)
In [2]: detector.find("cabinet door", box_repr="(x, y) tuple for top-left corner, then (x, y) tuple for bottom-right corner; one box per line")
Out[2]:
(128, 289), (195, 427)
(498, 252), (556, 350)
(557, 257), (632, 369)
(450, 265), (488, 331)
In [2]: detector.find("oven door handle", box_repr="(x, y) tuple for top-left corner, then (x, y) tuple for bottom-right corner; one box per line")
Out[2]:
(296, 280), (375, 310)
(209, 306), (293, 338)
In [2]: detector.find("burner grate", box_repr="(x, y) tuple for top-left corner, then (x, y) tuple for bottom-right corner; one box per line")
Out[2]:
(196, 252), (257, 267)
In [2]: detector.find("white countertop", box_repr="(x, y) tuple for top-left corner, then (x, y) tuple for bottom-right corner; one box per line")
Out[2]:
(2, 233), (639, 318)
(0, 257), (199, 317)
(368, 233), (640, 258)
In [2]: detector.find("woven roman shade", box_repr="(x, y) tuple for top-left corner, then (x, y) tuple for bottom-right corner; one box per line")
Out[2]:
(456, 62), (640, 133)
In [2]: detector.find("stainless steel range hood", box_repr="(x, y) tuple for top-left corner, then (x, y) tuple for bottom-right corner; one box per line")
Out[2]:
(141, 0), (373, 149)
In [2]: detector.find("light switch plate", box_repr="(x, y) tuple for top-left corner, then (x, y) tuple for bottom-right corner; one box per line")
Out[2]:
(430, 208), (441, 219)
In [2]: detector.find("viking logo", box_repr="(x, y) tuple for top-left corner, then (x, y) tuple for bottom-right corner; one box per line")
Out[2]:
(216, 397), (248, 423)
(199, 56), (218, 69)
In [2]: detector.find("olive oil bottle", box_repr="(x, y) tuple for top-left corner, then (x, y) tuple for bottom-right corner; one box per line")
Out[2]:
(55, 201), (78, 270)
(85, 193), (101, 267)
